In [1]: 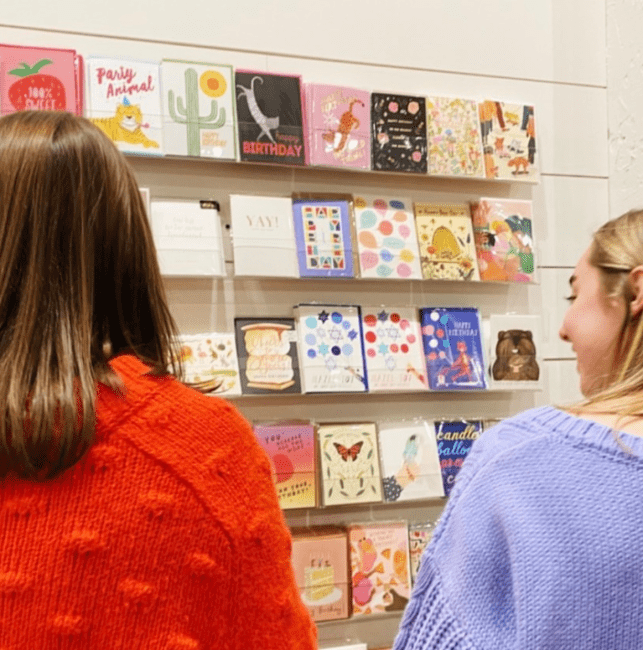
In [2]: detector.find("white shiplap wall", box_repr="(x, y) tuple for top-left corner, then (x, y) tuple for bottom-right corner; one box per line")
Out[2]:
(1, 3), (606, 646)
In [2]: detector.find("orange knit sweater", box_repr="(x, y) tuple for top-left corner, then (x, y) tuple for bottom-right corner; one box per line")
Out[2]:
(0, 355), (317, 649)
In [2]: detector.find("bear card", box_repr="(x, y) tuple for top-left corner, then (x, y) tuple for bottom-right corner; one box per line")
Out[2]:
(234, 318), (301, 394)
(426, 96), (484, 178)
(229, 195), (298, 277)
(306, 83), (370, 169)
(378, 421), (444, 502)
(353, 195), (423, 280)
(488, 314), (543, 390)
(414, 203), (480, 282)
(291, 526), (350, 622)
(348, 521), (411, 617)
(161, 59), (236, 160)
(86, 57), (163, 154)
(435, 419), (483, 496)
(409, 521), (436, 584)
(420, 307), (487, 390)
(371, 93), (427, 173)
(253, 422), (316, 509)
(295, 304), (367, 393)
(235, 70), (306, 166)
(176, 332), (242, 397)
(0, 44), (83, 115)
(470, 197), (535, 283)
(360, 307), (427, 392)
(318, 422), (382, 506)
(292, 198), (355, 278)
(149, 200), (225, 276)
(478, 100), (538, 181)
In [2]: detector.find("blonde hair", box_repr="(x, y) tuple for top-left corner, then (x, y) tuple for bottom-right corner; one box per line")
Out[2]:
(0, 110), (180, 478)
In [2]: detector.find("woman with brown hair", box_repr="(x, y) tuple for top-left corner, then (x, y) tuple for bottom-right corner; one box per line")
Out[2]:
(0, 110), (315, 649)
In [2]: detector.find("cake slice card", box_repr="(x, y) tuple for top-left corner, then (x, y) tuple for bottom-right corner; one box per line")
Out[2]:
(348, 521), (411, 616)
(234, 318), (301, 394)
(253, 422), (316, 509)
(229, 194), (298, 277)
(414, 203), (480, 281)
(306, 83), (370, 169)
(426, 96), (484, 178)
(470, 198), (535, 282)
(371, 93), (427, 173)
(318, 422), (382, 506)
(295, 304), (367, 393)
(149, 200), (225, 276)
(353, 195), (422, 280)
(360, 307), (427, 392)
(176, 332), (241, 396)
(420, 307), (487, 390)
(435, 419), (483, 496)
(291, 527), (350, 622)
(161, 59), (236, 159)
(235, 70), (306, 165)
(0, 44), (83, 115)
(86, 57), (163, 154)
(479, 100), (538, 181)
(488, 314), (543, 390)
(378, 421), (444, 502)
(292, 197), (354, 278)
(409, 521), (436, 584)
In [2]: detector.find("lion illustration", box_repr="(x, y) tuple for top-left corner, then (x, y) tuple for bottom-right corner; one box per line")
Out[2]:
(91, 100), (159, 148)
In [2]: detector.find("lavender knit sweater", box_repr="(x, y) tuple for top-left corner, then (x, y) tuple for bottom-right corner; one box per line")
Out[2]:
(394, 406), (643, 650)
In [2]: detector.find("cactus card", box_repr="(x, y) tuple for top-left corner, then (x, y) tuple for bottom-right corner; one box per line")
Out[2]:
(86, 57), (163, 154)
(0, 43), (83, 115)
(161, 59), (236, 160)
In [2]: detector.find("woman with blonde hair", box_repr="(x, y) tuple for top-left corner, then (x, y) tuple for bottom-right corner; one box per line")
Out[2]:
(0, 110), (315, 649)
(395, 210), (643, 650)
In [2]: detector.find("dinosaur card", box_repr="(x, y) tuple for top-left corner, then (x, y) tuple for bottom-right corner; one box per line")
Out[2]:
(161, 59), (236, 160)
(235, 70), (306, 166)
(86, 57), (163, 155)
(434, 419), (483, 496)
(0, 43), (83, 115)
(478, 100), (538, 181)
(305, 83), (370, 169)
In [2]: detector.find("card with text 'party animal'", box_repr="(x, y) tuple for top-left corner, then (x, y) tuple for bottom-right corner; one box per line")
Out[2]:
(435, 419), (483, 496)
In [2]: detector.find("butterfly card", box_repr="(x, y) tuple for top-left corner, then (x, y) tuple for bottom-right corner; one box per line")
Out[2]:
(435, 419), (483, 496)
(318, 422), (382, 506)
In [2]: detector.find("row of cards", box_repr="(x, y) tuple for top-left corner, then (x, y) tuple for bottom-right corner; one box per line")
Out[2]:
(178, 309), (542, 395)
(0, 43), (538, 180)
(291, 519), (438, 623)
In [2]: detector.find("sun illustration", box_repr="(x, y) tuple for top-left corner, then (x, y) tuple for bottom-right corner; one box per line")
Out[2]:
(199, 71), (227, 98)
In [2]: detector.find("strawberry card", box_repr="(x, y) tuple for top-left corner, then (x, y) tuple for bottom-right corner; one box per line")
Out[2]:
(0, 44), (83, 115)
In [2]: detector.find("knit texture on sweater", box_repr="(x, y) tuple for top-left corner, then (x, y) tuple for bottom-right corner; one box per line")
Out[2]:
(0, 355), (316, 649)
(394, 406), (643, 650)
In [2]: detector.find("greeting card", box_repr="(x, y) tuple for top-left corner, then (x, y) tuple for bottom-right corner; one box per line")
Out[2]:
(488, 314), (543, 390)
(291, 526), (350, 622)
(426, 96), (484, 177)
(470, 197), (535, 282)
(378, 421), (444, 502)
(353, 195), (422, 280)
(292, 198), (354, 278)
(234, 318), (301, 394)
(371, 93), (427, 173)
(235, 70), (306, 165)
(414, 203), (480, 281)
(348, 521), (411, 616)
(253, 422), (316, 509)
(306, 83), (370, 169)
(149, 200), (225, 276)
(420, 307), (487, 390)
(86, 57), (163, 154)
(318, 422), (381, 506)
(409, 522), (436, 584)
(161, 59), (236, 159)
(435, 419), (483, 496)
(360, 308), (427, 392)
(295, 304), (367, 393)
(479, 100), (538, 181)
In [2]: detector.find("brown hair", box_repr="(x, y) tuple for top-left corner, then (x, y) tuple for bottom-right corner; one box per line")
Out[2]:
(0, 110), (180, 478)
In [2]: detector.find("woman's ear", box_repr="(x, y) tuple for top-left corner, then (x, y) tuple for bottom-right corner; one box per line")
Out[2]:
(630, 266), (643, 317)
